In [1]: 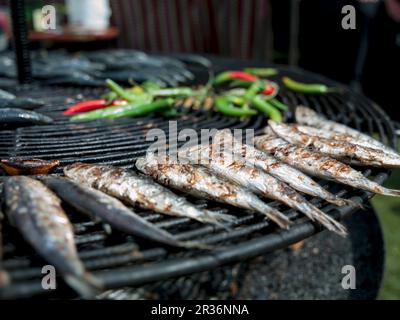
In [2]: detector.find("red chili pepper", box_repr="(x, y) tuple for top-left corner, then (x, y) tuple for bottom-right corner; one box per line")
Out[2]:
(261, 84), (276, 96)
(228, 71), (258, 82)
(214, 70), (258, 85)
(63, 99), (127, 115)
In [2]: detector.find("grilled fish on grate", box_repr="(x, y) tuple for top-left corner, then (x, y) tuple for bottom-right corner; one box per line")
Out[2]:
(179, 144), (347, 236)
(2, 176), (101, 297)
(213, 129), (357, 207)
(269, 120), (400, 168)
(39, 176), (194, 248)
(136, 154), (292, 229)
(295, 106), (399, 157)
(254, 135), (400, 197)
(64, 163), (236, 228)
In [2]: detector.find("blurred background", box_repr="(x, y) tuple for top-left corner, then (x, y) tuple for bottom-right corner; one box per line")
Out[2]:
(0, 0), (399, 299)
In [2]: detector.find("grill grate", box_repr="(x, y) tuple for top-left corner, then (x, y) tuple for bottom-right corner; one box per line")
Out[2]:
(0, 65), (396, 299)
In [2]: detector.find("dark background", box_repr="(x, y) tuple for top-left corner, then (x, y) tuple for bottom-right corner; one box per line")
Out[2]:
(0, 0), (399, 119)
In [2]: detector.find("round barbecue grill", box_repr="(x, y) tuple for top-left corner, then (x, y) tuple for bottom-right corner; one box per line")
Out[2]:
(0, 56), (394, 299)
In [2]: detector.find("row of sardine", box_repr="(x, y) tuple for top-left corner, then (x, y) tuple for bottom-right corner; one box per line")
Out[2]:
(135, 107), (399, 237)
(2, 106), (397, 297)
(1, 170), (218, 296)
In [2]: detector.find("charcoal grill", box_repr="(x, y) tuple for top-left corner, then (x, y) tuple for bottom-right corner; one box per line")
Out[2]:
(0, 57), (395, 299)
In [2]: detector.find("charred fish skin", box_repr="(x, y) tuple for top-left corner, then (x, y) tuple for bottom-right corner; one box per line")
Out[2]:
(3, 176), (101, 297)
(294, 124), (394, 153)
(295, 106), (399, 156)
(214, 129), (354, 207)
(136, 155), (292, 229)
(289, 123), (400, 167)
(181, 145), (347, 236)
(64, 163), (236, 227)
(255, 138), (400, 198)
(269, 120), (400, 169)
(39, 176), (187, 248)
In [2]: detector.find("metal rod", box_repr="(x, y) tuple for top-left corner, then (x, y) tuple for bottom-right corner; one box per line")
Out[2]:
(10, 0), (32, 84)
(288, 0), (300, 66)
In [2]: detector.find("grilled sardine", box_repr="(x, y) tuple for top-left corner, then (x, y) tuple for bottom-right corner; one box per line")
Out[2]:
(295, 106), (398, 156)
(3, 176), (101, 297)
(136, 154), (292, 229)
(214, 129), (356, 207)
(180, 144), (347, 236)
(40, 176), (191, 248)
(254, 135), (400, 197)
(269, 120), (400, 168)
(64, 163), (235, 227)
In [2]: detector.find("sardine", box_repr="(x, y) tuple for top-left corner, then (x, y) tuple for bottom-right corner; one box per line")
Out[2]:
(3, 176), (101, 297)
(214, 129), (356, 207)
(254, 135), (400, 197)
(136, 154), (292, 229)
(0, 108), (53, 129)
(269, 120), (400, 168)
(179, 144), (347, 236)
(295, 106), (398, 156)
(293, 123), (400, 159)
(64, 163), (236, 227)
(0, 89), (45, 109)
(39, 176), (192, 248)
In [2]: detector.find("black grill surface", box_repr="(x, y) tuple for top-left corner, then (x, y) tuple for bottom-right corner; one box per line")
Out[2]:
(0, 64), (396, 299)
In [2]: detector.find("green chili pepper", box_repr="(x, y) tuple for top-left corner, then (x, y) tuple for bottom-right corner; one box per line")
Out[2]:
(141, 80), (163, 90)
(243, 68), (278, 77)
(215, 96), (257, 117)
(243, 80), (263, 101)
(252, 96), (283, 122)
(226, 95), (245, 106)
(225, 88), (247, 97)
(100, 91), (118, 103)
(269, 98), (289, 111)
(71, 99), (174, 121)
(282, 76), (337, 94)
(106, 79), (140, 101)
(229, 79), (252, 88)
(213, 71), (232, 85)
(151, 87), (193, 97)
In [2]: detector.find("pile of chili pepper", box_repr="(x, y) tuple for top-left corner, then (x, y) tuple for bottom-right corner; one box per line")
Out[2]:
(67, 79), (195, 121)
(212, 68), (287, 121)
(64, 66), (336, 123)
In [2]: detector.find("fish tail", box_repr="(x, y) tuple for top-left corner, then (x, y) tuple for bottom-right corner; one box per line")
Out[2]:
(250, 201), (292, 229)
(64, 272), (103, 299)
(267, 211), (292, 229)
(199, 211), (237, 230)
(379, 187), (400, 197)
(300, 204), (348, 237)
(264, 208), (292, 229)
(327, 197), (364, 209)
